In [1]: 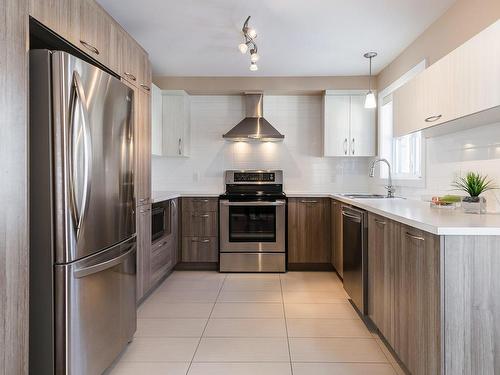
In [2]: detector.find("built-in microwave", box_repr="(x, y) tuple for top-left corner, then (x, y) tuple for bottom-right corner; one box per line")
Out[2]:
(151, 200), (172, 241)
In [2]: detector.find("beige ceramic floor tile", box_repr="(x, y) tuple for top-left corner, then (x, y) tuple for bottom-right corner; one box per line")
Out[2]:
(119, 337), (199, 362)
(211, 303), (284, 318)
(204, 318), (287, 337)
(193, 338), (290, 362)
(155, 278), (224, 292)
(151, 288), (220, 303)
(284, 303), (359, 319)
(108, 362), (190, 375)
(217, 290), (282, 303)
(283, 290), (348, 303)
(280, 278), (344, 292)
(289, 337), (388, 363)
(292, 363), (396, 375)
(188, 362), (292, 375)
(135, 318), (207, 337)
(280, 272), (340, 281)
(221, 278), (281, 291)
(138, 301), (214, 319)
(225, 273), (280, 280)
(287, 318), (372, 337)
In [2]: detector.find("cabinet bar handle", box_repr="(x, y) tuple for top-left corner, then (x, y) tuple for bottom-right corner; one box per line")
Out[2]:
(352, 138), (355, 155)
(193, 213), (210, 218)
(375, 219), (386, 225)
(123, 72), (137, 81)
(139, 209), (150, 214)
(425, 115), (442, 123)
(343, 138), (348, 155)
(178, 138), (182, 155)
(80, 40), (99, 55)
(140, 83), (151, 91)
(405, 232), (425, 241)
(300, 200), (318, 204)
(192, 238), (210, 243)
(194, 199), (209, 203)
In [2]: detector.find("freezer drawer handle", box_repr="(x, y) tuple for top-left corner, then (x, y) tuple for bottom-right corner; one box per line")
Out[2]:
(74, 246), (136, 278)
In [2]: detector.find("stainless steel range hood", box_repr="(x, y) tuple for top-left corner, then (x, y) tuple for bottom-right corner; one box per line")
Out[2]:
(223, 93), (284, 141)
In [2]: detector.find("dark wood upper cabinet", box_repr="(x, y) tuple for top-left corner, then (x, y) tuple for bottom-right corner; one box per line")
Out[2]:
(331, 199), (343, 276)
(288, 197), (331, 264)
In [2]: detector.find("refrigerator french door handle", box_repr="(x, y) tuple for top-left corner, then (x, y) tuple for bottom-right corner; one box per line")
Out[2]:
(73, 246), (135, 278)
(68, 71), (93, 235)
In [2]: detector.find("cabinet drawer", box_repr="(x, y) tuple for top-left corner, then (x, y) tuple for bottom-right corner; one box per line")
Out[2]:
(182, 237), (218, 262)
(182, 211), (217, 236)
(182, 197), (218, 212)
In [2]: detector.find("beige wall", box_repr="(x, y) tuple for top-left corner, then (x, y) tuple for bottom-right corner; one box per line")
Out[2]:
(377, 0), (500, 90)
(153, 76), (374, 95)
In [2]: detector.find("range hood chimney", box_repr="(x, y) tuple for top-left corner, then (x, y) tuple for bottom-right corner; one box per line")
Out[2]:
(223, 93), (284, 141)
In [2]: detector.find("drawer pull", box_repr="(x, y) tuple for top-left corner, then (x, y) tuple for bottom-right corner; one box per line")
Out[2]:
(139, 208), (150, 214)
(374, 219), (386, 225)
(406, 232), (425, 241)
(193, 213), (210, 218)
(192, 238), (210, 243)
(194, 199), (209, 203)
(425, 114), (442, 123)
(300, 200), (318, 204)
(80, 40), (99, 55)
(123, 72), (137, 81)
(140, 83), (151, 91)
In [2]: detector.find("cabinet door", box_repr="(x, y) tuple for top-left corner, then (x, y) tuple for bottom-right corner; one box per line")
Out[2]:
(323, 95), (350, 156)
(138, 53), (152, 92)
(350, 95), (376, 156)
(288, 198), (330, 264)
(136, 89), (152, 206)
(182, 237), (218, 262)
(162, 91), (190, 157)
(118, 32), (141, 85)
(394, 225), (441, 375)
(367, 213), (399, 348)
(136, 205), (151, 302)
(151, 84), (163, 156)
(170, 198), (179, 267)
(29, 0), (73, 39)
(332, 199), (343, 277)
(78, 0), (111, 66)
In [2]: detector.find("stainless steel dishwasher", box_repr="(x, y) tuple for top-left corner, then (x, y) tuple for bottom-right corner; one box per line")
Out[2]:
(342, 206), (368, 315)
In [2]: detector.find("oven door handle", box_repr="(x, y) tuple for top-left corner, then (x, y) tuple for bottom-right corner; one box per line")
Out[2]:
(220, 200), (286, 206)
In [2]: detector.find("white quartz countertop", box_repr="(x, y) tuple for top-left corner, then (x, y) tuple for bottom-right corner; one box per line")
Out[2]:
(152, 190), (500, 235)
(331, 194), (500, 236)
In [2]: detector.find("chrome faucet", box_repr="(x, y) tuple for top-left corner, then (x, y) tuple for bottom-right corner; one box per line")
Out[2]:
(369, 158), (395, 198)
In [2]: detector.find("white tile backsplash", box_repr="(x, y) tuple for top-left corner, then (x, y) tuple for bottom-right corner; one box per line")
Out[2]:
(152, 95), (371, 194)
(374, 122), (500, 212)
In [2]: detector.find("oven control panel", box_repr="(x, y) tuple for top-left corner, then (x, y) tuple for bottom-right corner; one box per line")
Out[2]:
(225, 170), (283, 185)
(234, 172), (275, 182)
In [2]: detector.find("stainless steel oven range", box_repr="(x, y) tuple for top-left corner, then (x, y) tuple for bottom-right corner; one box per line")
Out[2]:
(219, 170), (287, 272)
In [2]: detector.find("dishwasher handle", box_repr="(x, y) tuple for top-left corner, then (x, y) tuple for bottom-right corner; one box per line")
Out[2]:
(342, 210), (362, 223)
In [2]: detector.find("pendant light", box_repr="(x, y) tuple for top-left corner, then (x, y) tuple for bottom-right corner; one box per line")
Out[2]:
(238, 16), (260, 72)
(364, 52), (377, 109)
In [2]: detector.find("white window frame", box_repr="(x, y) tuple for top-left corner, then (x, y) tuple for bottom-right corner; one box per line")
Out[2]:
(375, 60), (427, 188)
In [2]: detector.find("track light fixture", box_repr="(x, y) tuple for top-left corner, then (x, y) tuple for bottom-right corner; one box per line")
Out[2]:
(238, 16), (260, 72)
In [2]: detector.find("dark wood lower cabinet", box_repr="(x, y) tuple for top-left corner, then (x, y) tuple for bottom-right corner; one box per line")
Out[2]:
(367, 213), (399, 348)
(331, 199), (343, 277)
(368, 217), (441, 375)
(180, 197), (219, 268)
(394, 225), (441, 375)
(288, 197), (331, 266)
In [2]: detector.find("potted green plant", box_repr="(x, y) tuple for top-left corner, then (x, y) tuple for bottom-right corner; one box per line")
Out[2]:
(452, 172), (497, 214)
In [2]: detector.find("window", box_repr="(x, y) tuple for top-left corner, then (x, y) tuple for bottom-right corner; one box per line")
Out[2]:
(377, 61), (426, 183)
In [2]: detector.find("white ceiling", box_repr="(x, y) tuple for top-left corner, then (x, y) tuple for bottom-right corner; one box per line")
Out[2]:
(97, 0), (455, 77)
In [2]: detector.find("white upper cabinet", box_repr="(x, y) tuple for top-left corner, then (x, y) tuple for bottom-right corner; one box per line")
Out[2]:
(323, 91), (376, 157)
(151, 89), (191, 157)
(393, 19), (500, 137)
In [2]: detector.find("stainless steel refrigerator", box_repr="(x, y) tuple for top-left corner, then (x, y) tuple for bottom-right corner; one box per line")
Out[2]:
(29, 50), (137, 375)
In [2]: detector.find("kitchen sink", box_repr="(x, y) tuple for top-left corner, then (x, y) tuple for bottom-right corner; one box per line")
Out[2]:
(340, 193), (398, 199)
